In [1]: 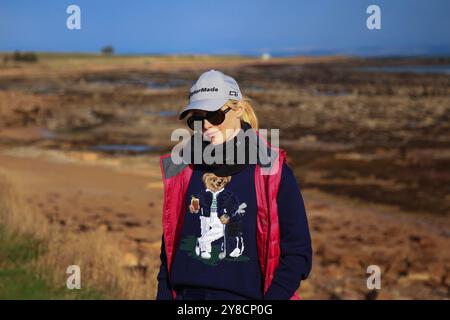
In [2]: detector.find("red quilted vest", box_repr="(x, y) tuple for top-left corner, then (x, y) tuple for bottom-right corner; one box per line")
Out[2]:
(159, 130), (301, 300)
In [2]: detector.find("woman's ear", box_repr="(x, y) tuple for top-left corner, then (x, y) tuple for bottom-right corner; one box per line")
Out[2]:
(234, 105), (244, 118)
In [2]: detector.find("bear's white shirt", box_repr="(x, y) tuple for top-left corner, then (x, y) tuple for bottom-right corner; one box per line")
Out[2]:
(205, 188), (225, 197)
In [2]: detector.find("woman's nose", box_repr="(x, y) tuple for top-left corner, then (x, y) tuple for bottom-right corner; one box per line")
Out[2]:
(203, 119), (213, 129)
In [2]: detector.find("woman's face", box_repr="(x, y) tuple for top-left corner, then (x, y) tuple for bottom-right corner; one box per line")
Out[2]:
(190, 105), (243, 145)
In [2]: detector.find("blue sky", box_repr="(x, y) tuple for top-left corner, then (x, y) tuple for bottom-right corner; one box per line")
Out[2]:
(0, 0), (449, 56)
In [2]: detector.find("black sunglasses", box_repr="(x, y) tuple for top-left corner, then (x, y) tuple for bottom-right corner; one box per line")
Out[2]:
(186, 107), (232, 130)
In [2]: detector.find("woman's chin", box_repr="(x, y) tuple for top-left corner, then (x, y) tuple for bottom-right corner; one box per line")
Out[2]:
(210, 137), (224, 145)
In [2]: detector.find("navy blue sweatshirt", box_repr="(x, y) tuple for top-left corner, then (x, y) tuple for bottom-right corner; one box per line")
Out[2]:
(156, 160), (312, 300)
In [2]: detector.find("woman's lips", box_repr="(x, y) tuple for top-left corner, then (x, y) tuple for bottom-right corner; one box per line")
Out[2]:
(203, 129), (220, 138)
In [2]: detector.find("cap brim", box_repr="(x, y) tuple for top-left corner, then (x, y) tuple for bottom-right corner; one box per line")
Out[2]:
(178, 98), (229, 120)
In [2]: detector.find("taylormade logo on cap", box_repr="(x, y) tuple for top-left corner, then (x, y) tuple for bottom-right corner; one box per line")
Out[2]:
(189, 86), (219, 98)
(178, 69), (243, 120)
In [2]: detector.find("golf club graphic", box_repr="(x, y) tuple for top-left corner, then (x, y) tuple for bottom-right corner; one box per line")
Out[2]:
(218, 222), (227, 260)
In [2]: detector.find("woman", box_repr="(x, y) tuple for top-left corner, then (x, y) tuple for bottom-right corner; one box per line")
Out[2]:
(156, 69), (312, 300)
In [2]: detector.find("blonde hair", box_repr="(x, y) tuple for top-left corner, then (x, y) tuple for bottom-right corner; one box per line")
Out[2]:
(225, 96), (259, 130)
(186, 95), (259, 130)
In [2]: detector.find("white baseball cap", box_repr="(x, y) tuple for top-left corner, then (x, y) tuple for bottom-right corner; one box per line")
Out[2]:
(178, 69), (243, 120)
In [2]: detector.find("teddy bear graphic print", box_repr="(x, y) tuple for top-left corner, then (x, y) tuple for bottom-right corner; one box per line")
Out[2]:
(190, 173), (247, 261)
(170, 164), (264, 299)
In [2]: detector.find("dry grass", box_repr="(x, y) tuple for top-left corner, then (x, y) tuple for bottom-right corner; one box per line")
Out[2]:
(0, 172), (155, 299)
(0, 172), (48, 237)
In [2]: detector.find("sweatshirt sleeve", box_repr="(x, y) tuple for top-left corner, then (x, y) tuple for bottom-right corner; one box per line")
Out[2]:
(263, 162), (313, 300)
(156, 234), (174, 300)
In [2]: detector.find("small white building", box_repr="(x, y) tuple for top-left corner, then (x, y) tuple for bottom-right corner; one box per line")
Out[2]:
(260, 52), (272, 61)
